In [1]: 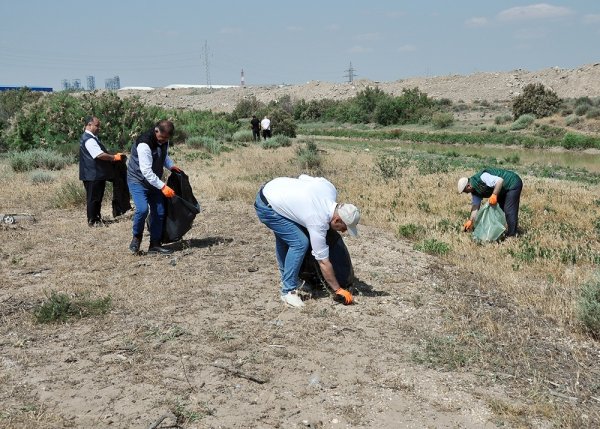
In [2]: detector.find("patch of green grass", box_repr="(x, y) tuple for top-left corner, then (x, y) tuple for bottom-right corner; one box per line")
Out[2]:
(295, 141), (322, 171)
(261, 135), (291, 149)
(34, 291), (111, 324)
(9, 149), (71, 172)
(413, 238), (450, 255)
(397, 223), (426, 239)
(30, 170), (55, 184)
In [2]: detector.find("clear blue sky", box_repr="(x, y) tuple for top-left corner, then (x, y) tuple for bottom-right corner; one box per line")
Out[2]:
(1, 1), (599, 90)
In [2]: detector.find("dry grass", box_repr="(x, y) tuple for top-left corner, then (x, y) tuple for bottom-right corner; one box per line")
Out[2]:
(1, 139), (599, 427)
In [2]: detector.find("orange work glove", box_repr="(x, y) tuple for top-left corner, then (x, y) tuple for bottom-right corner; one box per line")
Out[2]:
(170, 165), (182, 173)
(161, 185), (176, 198)
(463, 219), (474, 232)
(113, 153), (124, 162)
(489, 194), (498, 205)
(335, 288), (353, 305)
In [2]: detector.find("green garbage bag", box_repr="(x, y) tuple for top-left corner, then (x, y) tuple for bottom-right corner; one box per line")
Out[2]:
(472, 203), (507, 242)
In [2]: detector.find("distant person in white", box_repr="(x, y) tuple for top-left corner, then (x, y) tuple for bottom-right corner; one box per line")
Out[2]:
(255, 174), (360, 308)
(260, 115), (271, 140)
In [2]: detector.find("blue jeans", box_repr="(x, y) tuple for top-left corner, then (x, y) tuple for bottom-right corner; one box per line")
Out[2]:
(254, 192), (309, 294)
(128, 180), (166, 242)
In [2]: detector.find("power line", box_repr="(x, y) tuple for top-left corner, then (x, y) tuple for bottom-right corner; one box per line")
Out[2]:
(344, 62), (357, 83)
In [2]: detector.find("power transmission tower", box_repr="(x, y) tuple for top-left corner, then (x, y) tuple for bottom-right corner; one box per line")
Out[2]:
(202, 40), (212, 89)
(344, 62), (357, 83)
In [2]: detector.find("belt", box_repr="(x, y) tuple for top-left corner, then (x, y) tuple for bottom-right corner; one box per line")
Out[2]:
(259, 188), (271, 207)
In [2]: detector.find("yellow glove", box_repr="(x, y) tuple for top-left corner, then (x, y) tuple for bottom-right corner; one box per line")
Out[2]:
(161, 185), (176, 198)
(463, 219), (474, 232)
(335, 288), (353, 305)
(113, 152), (124, 162)
(489, 194), (498, 206)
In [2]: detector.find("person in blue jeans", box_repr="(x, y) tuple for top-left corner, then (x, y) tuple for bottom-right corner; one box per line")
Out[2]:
(127, 120), (182, 254)
(255, 174), (360, 308)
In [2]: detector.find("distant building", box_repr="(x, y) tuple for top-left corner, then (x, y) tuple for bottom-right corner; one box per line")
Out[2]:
(0, 86), (53, 92)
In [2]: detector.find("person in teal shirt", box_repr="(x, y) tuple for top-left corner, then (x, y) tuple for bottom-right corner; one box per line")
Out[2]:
(457, 168), (523, 237)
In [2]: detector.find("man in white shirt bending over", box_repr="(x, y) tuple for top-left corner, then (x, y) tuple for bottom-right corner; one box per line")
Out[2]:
(255, 174), (360, 308)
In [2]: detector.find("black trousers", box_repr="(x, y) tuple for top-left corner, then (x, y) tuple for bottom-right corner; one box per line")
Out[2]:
(83, 180), (106, 223)
(499, 178), (523, 236)
(262, 129), (271, 140)
(252, 128), (260, 141)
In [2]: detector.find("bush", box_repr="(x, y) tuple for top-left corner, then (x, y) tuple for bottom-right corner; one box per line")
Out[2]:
(494, 114), (513, 125)
(51, 180), (87, 208)
(263, 107), (297, 137)
(512, 83), (561, 119)
(565, 114), (581, 126)
(186, 135), (223, 154)
(296, 141), (322, 171)
(232, 129), (254, 143)
(562, 132), (600, 149)
(3, 92), (157, 152)
(10, 148), (71, 172)
(575, 104), (590, 116)
(577, 277), (600, 337)
(230, 96), (264, 121)
(375, 155), (408, 181)
(510, 114), (536, 130)
(585, 107), (600, 119)
(30, 170), (55, 184)
(431, 112), (454, 129)
(262, 134), (291, 149)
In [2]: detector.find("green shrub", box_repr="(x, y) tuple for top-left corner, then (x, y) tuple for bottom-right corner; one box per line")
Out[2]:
(186, 135), (222, 154)
(510, 114), (536, 130)
(512, 83), (561, 119)
(10, 148), (71, 172)
(34, 291), (111, 324)
(574, 104), (590, 116)
(585, 107), (600, 119)
(431, 112), (454, 129)
(230, 96), (264, 121)
(397, 224), (426, 239)
(565, 114), (581, 126)
(30, 170), (55, 184)
(414, 239), (451, 255)
(262, 135), (291, 149)
(232, 129), (254, 143)
(375, 155), (408, 181)
(574, 96), (593, 107)
(494, 114), (512, 125)
(264, 107), (297, 137)
(577, 276), (600, 337)
(296, 141), (322, 170)
(51, 180), (86, 208)
(562, 132), (600, 149)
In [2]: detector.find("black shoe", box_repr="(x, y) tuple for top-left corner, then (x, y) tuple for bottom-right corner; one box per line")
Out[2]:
(148, 242), (173, 255)
(129, 236), (141, 253)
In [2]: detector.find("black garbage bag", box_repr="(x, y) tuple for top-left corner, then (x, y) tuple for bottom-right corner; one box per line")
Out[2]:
(299, 229), (354, 291)
(161, 171), (201, 243)
(110, 155), (132, 217)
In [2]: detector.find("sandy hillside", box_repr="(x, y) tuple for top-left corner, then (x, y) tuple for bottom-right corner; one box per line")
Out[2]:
(117, 63), (600, 112)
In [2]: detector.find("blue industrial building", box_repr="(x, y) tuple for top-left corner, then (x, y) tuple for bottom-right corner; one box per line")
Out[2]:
(0, 86), (53, 92)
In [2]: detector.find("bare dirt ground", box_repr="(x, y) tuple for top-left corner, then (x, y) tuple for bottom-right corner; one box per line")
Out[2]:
(117, 63), (600, 113)
(1, 191), (548, 429)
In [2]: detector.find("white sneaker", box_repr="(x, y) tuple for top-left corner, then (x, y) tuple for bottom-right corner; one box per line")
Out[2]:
(280, 291), (305, 308)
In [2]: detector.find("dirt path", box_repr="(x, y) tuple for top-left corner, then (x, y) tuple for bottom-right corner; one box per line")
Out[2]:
(0, 197), (517, 428)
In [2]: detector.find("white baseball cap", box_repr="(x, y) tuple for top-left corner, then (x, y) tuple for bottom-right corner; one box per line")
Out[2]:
(338, 203), (360, 236)
(457, 177), (469, 194)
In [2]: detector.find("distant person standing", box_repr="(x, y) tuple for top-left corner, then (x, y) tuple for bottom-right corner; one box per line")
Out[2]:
(261, 115), (271, 140)
(250, 115), (260, 142)
(79, 116), (124, 227)
(127, 120), (182, 255)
